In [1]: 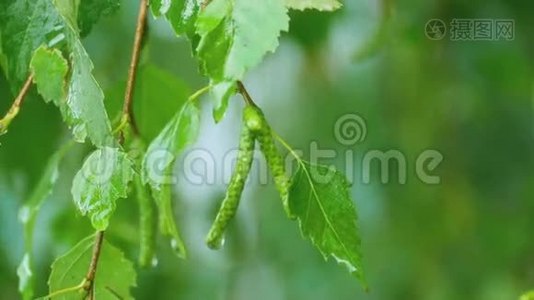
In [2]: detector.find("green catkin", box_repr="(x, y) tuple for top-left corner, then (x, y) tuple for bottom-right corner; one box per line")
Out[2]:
(135, 175), (157, 267)
(206, 110), (256, 249)
(244, 106), (292, 218)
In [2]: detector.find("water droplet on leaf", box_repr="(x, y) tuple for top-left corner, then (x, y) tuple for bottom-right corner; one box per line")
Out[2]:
(208, 236), (225, 250)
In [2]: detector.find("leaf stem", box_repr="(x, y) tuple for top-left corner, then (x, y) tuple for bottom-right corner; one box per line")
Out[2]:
(121, 0), (148, 140)
(188, 85), (211, 103)
(0, 74), (33, 134)
(236, 81), (258, 107)
(272, 130), (303, 164)
(84, 231), (105, 299)
(35, 279), (86, 300)
(105, 286), (125, 299)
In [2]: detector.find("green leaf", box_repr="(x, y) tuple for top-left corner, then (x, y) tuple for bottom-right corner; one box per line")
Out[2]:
(154, 182), (187, 258)
(288, 161), (366, 286)
(1, 0), (114, 146)
(285, 0), (342, 11)
(195, 0), (289, 81)
(194, 0), (288, 122)
(141, 101), (200, 258)
(30, 46), (68, 105)
(0, 0), (64, 90)
(48, 235), (136, 300)
(211, 80), (236, 123)
(72, 147), (135, 231)
(55, 0), (115, 146)
(129, 138), (158, 267)
(78, 0), (120, 37)
(134, 173), (157, 267)
(17, 142), (73, 300)
(150, 0), (200, 38)
(142, 101), (200, 191)
(0, 0), (119, 89)
(29, 40), (113, 146)
(62, 34), (114, 146)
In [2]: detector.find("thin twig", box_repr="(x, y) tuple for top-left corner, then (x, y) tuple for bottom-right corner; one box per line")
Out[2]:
(84, 231), (105, 300)
(82, 0), (147, 289)
(121, 0), (148, 139)
(13, 74), (33, 109)
(0, 74), (33, 133)
(236, 81), (258, 107)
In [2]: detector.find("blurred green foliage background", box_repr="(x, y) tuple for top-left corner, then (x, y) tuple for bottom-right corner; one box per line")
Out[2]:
(0, 0), (533, 299)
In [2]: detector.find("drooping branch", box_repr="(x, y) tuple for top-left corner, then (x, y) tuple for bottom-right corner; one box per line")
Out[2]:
(83, 1), (149, 297)
(0, 74), (33, 134)
(83, 231), (105, 300)
(120, 0), (149, 140)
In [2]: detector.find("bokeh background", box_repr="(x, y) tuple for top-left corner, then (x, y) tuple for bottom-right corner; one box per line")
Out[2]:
(0, 0), (533, 299)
